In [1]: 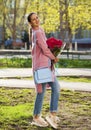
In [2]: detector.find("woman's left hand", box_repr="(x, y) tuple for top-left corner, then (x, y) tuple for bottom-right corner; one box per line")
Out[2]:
(53, 57), (59, 63)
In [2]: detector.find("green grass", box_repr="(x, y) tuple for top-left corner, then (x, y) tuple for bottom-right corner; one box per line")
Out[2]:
(0, 58), (91, 68)
(0, 103), (33, 121)
(56, 59), (91, 68)
(58, 77), (91, 83)
(0, 58), (32, 68)
(0, 87), (91, 130)
(23, 76), (91, 83)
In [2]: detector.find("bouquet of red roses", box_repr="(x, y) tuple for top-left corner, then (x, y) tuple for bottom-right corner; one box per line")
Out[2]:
(46, 37), (65, 57)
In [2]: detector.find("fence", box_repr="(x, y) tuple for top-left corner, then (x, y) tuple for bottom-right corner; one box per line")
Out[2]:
(0, 49), (91, 60)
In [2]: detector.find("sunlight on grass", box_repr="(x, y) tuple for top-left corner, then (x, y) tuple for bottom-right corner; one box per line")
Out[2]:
(0, 103), (33, 121)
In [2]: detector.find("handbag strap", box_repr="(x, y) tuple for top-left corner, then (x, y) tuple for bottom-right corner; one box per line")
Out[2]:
(32, 30), (36, 49)
(32, 30), (38, 69)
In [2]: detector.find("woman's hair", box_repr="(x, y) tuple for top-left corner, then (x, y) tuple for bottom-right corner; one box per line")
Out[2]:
(27, 12), (36, 23)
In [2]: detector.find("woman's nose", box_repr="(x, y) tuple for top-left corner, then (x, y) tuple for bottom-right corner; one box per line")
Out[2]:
(36, 18), (39, 22)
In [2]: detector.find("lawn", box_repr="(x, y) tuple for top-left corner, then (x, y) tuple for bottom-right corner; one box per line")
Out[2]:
(0, 87), (91, 130)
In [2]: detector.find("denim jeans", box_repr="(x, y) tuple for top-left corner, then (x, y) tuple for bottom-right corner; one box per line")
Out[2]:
(33, 77), (60, 115)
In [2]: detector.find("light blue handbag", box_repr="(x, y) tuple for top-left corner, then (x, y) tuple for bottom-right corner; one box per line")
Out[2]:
(34, 68), (53, 84)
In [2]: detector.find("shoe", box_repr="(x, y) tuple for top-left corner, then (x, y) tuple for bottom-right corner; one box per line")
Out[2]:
(31, 116), (49, 127)
(55, 116), (60, 124)
(46, 115), (58, 129)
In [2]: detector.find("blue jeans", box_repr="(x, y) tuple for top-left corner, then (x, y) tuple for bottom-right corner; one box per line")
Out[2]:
(33, 77), (60, 115)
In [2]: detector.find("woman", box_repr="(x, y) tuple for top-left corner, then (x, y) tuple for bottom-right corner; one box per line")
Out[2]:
(27, 12), (60, 129)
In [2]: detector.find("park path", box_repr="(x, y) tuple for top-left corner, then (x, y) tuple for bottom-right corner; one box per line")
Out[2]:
(0, 68), (91, 92)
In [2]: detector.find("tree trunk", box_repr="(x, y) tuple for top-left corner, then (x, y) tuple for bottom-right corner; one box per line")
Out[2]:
(59, 0), (72, 50)
(12, 0), (17, 41)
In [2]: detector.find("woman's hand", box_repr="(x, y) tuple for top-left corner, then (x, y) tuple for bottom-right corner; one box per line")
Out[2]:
(53, 57), (59, 63)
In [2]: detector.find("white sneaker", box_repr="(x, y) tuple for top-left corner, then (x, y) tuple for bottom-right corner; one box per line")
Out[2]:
(55, 116), (60, 124)
(46, 115), (58, 129)
(31, 116), (49, 127)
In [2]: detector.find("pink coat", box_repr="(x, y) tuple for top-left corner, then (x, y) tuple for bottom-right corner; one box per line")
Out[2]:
(32, 27), (55, 71)
(31, 27), (55, 93)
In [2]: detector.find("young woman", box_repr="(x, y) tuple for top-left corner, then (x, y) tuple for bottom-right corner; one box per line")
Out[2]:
(27, 12), (60, 129)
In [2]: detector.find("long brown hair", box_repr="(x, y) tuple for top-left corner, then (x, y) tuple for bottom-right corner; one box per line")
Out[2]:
(27, 12), (36, 23)
(27, 13), (36, 48)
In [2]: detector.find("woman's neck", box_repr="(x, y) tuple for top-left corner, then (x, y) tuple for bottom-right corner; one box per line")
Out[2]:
(32, 26), (40, 30)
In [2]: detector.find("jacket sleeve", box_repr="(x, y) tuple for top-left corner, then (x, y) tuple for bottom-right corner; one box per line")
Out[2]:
(36, 30), (55, 60)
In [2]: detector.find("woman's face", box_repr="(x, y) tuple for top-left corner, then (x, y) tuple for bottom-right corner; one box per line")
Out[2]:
(30, 13), (40, 28)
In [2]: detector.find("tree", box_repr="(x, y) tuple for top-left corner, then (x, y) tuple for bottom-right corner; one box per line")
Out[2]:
(27, 0), (60, 33)
(0, 0), (29, 41)
(0, 0), (91, 49)
(69, 0), (91, 37)
(58, 0), (91, 49)
(0, 0), (8, 44)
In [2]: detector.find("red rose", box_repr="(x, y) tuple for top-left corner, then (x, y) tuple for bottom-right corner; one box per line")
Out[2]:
(46, 37), (64, 56)
(46, 37), (63, 50)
